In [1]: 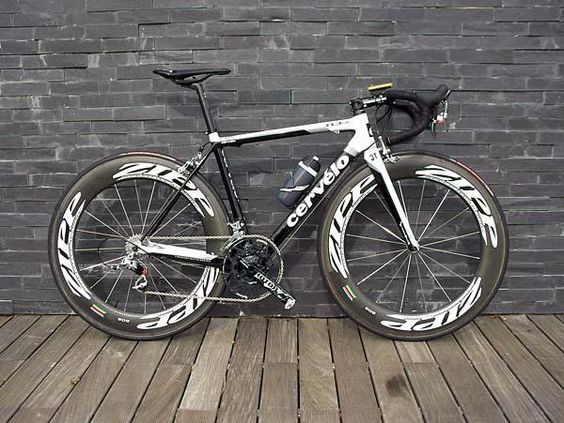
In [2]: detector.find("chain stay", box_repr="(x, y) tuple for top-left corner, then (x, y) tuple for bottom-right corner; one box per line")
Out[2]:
(143, 233), (284, 304)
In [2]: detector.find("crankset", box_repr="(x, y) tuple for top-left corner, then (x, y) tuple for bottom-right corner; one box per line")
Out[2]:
(239, 258), (295, 309)
(222, 235), (295, 309)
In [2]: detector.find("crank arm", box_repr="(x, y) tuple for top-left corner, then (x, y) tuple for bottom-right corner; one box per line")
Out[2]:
(241, 261), (296, 309)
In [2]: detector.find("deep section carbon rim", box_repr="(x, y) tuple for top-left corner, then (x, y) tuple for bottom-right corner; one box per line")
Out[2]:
(344, 176), (482, 315)
(71, 176), (211, 316)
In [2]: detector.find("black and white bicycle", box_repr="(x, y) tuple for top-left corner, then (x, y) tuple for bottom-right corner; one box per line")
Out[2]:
(48, 68), (509, 340)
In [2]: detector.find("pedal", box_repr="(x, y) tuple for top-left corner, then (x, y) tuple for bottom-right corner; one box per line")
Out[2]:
(250, 267), (296, 310)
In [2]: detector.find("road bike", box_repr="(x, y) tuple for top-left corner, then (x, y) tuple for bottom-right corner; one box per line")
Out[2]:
(48, 68), (509, 340)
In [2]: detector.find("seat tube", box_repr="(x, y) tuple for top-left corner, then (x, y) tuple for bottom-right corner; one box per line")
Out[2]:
(191, 83), (216, 134)
(364, 144), (420, 251)
(214, 147), (247, 230)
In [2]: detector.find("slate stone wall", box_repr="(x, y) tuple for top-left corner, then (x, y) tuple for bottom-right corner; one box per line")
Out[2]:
(0, 0), (562, 315)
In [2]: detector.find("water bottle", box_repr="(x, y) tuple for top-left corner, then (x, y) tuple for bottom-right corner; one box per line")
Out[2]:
(277, 156), (320, 208)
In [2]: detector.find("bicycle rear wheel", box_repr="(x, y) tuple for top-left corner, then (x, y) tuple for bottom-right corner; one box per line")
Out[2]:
(48, 152), (230, 339)
(318, 152), (509, 340)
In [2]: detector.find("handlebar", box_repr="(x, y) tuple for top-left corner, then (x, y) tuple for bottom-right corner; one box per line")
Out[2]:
(350, 84), (450, 145)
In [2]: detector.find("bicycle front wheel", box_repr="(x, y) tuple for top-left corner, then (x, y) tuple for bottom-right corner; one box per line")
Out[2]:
(318, 152), (509, 340)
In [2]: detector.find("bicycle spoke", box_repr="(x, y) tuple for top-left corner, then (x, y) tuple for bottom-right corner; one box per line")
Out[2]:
(171, 221), (202, 237)
(422, 231), (480, 247)
(419, 251), (472, 285)
(148, 262), (181, 294)
(151, 204), (191, 237)
(84, 211), (127, 240)
(76, 228), (126, 240)
(399, 255), (413, 313)
(421, 246), (480, 260)
(423, 207), (469, 239)
(358, 250), (406, 285)
(346, 233), (404, 246)
(414, 255), (428, 313)
(414, 180), (426, 238)
(80, 255), (127, 272)
(96, 198), (130, 238)
(373, 190), (396, 224)
(134, 180), (144, 229)
(75, 247), (124, 252)
(375, 254), (410, 303)
(114, 185), (134, 236)
(89, 270), (111, 290)
(417, 253), (452, 302)
(142, 181), (156, 232)
(148, 272), (166, 310)
(149, 254), (202, 283)
(124, 275), (133, 312)
(105, 269), (123, 303)
(418, 188), (449, 241)
(347, 248), (406, 263)
(356, 210), (404, 243)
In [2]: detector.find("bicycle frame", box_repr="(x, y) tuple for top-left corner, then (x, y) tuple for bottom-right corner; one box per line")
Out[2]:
(137, 86), (419, 266)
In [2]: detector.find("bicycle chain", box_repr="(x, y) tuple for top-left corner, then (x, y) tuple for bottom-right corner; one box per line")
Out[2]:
(143, 234), (284, 304)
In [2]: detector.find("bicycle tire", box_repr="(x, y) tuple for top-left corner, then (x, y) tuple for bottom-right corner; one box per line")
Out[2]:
(318, 151), (509, 340)
(48, 152), (230, 339)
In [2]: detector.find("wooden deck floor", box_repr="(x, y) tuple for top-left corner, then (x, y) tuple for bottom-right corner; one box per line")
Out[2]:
(0, 315), (562, 423)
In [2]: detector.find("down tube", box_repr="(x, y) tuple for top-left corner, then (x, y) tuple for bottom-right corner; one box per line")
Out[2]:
(271, 151), (355, 248)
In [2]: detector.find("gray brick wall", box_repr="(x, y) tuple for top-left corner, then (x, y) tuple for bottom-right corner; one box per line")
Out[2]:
(1, 0), (562, 315)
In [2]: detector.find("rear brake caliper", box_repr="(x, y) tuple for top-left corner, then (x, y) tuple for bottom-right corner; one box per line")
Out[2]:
(431, 99), (449, 136)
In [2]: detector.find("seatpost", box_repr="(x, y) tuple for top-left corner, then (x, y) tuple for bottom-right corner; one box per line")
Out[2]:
(190, 83), (217, 134)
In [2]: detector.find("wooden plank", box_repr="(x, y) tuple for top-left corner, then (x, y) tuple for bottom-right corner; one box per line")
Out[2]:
(328, 319), (380, 423)
(9, 326), (109, 423)
(51, 337), (136, 423)
(0, 315), (11, 328)
(92, 338), (170, 423)
(427, 334), (506, 423)
(133, 319), (209, 423)
(0, 315), (66, 387)
(298, 319), (339, 423)
(455, 322), (547, 423)
(0, 316), (88, 423)
(503, 315), (564, 387)
(529, 314), (564, 351)
(259, 318), (298, 423)
(265, 318), (297, 363)
(476, 315), (564, 422)
(0, 315), (39, 354)
(175, 318), (238, 423)
(396, 341), (464, 423)
(217, 318), (266, 423)
(360, 328), (422, 423)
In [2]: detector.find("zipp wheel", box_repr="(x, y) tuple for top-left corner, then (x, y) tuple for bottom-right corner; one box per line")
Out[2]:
(48, 152), (230, 339)
(318, 152), (509, 340)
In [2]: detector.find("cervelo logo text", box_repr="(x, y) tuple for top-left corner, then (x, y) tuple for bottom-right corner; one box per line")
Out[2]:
(137, 266), (218, 329)
(287, 154), (350, 228)
(328, 174), (376, 278)
(113, 162), (215, 218)
(58, 192), (91, 299)
(416, 165), (498, 248)
(380, 277), (482, 331)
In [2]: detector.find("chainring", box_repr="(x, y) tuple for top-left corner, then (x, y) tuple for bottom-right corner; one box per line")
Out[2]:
(222, 235), (283, 300)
